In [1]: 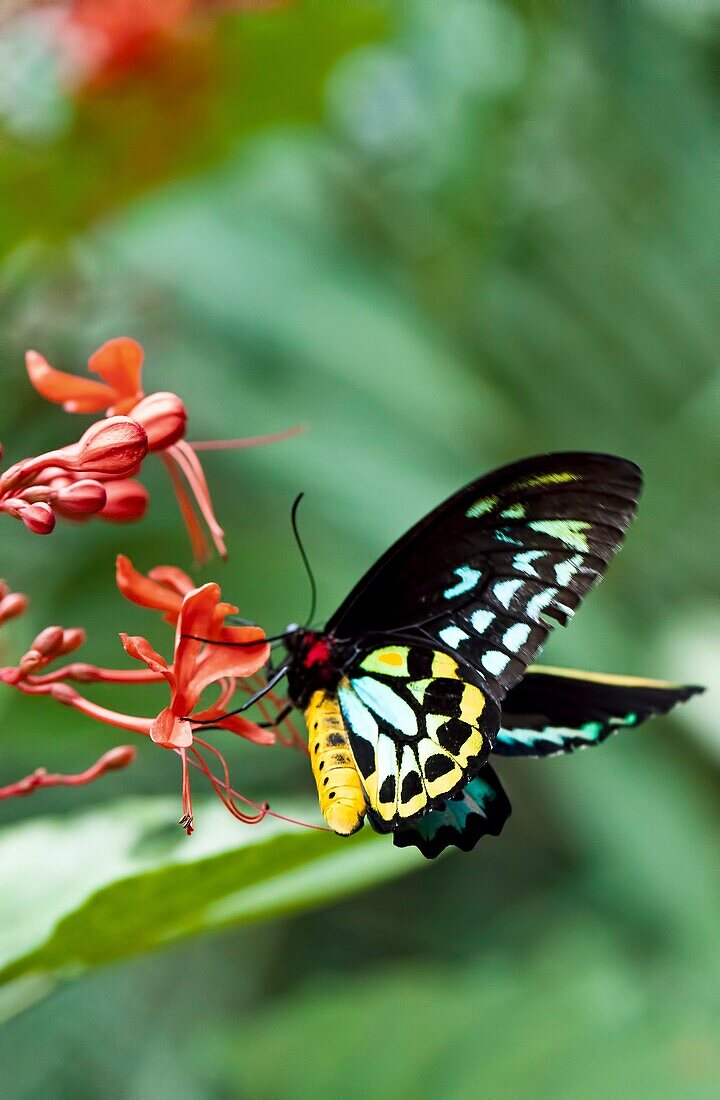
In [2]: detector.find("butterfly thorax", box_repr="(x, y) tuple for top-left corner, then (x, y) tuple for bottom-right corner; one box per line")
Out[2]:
(285, 628), (344, 707)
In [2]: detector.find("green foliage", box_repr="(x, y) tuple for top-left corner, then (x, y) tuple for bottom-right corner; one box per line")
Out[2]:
(0, 796), (419, 1019)
(0, 1), (386, 259)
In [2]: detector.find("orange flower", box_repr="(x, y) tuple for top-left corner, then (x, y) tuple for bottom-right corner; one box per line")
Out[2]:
(115, 553), (236, 627)
(0, 564), (278, 832)
(25, 339), (144, 416)
(25, 338), (302, 562)
(120, 577), (271, 832)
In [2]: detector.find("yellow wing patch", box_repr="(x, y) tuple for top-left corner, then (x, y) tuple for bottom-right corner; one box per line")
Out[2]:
(360, 646), (410, 676)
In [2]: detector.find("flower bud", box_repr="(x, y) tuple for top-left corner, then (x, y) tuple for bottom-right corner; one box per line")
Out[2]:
(60, 627), (86, 655)
(96, 745), (137, 772)
(31, 626), (65, 656)
(55, 479), (107, 517)
(0, 592), (28, 625)
(21, 502), (55, 535)
(0, 419), (147, 494)
(130, 391), (187, 451)
(99, 478), (149, 523)
(17, 625), (64, 676)
(68, 416), (148, 478)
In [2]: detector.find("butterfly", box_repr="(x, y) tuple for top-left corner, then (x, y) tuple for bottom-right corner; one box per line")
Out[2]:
(223, 453), (701, 858)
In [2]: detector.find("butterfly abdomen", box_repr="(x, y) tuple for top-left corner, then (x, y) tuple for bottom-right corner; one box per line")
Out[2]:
(305, 690), (366, 836)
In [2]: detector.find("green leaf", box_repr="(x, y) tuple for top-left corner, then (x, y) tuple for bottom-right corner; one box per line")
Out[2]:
(0, 796), (421, 1018)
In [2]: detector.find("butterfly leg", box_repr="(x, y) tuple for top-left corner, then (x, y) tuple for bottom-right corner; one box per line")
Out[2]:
(305, 690), (367, 836)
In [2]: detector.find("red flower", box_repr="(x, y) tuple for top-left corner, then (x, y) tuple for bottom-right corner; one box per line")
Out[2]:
(0, 567), (312, 834)
(0, 417), (148, 536)
(120, 580), (271, 751)
(25, 338), (302, 562)
(25, 340), (144, 415)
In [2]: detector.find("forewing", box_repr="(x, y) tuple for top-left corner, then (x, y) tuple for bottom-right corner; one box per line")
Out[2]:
(328, 453), (641, 701)
(496, 665), (703, 756)
(391, 766), (511, 859)
(336, 644), (501, 827)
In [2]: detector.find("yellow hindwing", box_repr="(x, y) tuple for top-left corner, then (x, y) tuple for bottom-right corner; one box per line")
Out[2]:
(305, 690), (366, 836)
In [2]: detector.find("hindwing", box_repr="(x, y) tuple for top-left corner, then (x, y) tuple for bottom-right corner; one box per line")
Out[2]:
(391, 765), (511, 859)
(496, 665), (703, 756)
(336, 644), (500, 827)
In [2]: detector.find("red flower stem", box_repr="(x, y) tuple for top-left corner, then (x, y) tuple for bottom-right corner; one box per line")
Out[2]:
(28, 665), (164, 685)
(0, 746), (136, 802)
(168, 440), (227, 559)
(189, 739), (329, 832)
(189, 425), (306, 451)
(37, 684), (155, 735)
(190, 740), (266, 824)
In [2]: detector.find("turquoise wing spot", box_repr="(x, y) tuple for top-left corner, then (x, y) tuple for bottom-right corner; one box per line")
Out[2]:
(470, 609), (495, 633)
(481, 651), (510, 675)
(443, 566), (482, 599)
(350, 676), (418, 735)
(526, 587), (558, 620)
(391, 768), (511, 858)
(337, 682), (379, 748)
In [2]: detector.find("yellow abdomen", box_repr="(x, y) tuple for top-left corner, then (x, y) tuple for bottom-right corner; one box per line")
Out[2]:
(305, 690), (366, 836)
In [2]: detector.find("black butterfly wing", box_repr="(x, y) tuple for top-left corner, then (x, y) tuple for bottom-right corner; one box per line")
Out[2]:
(496, 665), (703, 756)
(391, 765), (511, 859)
(328, 452), (642, 703)
(336, 643), (501, 827)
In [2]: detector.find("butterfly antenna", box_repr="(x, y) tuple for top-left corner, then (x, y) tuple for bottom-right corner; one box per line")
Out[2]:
(291, 492), (317, 629)
(181, 495), (316, 652)
(191, 663), (291, 724)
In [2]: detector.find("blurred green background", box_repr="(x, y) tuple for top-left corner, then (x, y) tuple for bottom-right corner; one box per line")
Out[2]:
(0, 1), (718, 1096)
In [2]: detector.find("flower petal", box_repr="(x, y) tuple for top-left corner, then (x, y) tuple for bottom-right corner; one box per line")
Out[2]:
(150, 708), (193, 748)
(88, 337), (144, 411)
(189, 632), (270, 698)
(216, 713), (276, 745)
(173, 583), (222, 711)
(26, 350), (115, 413)
(99, 480), (149, 523)
(116, 555), (183, 618)
(120, 632), (172, 680)
(147, 564), (195, 598)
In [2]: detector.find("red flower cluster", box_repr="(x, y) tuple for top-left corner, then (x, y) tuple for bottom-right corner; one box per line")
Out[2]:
(0, 333), (308, 836)
(11, 336), (300, 560)
(0, 561), (302, 832)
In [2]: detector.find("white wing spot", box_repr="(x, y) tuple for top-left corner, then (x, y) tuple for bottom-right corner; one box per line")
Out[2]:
(493, 578), (523, 609)
(502, 623), (531, 653)
(481, 651), (510, 675)
(438, 625), (470, 650)
(470, 609), (495, 634)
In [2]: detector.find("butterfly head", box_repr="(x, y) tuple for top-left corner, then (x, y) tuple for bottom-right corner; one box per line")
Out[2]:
(284, 626), (340, 707)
